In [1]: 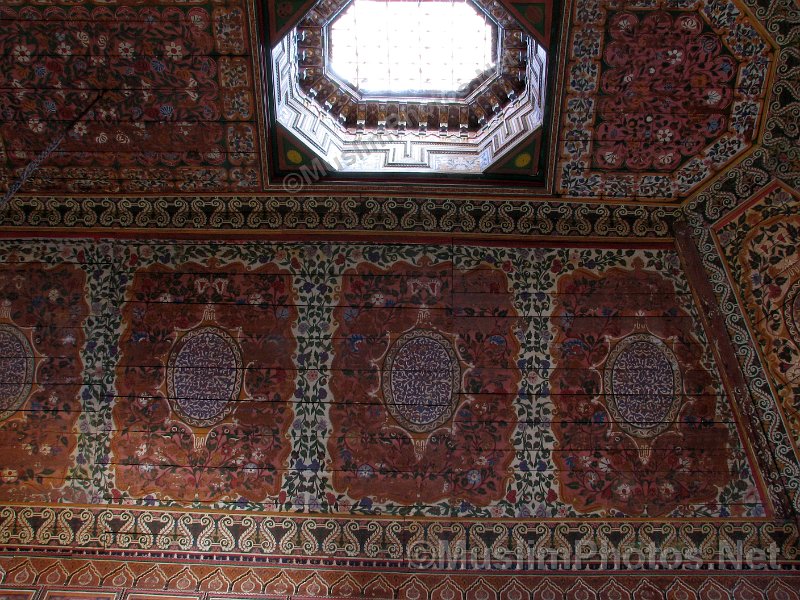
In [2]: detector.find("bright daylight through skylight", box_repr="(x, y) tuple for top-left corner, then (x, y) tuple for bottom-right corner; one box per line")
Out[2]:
(329, 0), (496, 95)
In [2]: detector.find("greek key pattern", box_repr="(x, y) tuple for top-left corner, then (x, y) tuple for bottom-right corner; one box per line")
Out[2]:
(0, 196), (678, 238)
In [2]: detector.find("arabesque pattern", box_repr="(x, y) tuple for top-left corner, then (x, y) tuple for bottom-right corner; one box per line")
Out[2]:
(715, 183), (800, 450)
(555, 0), (772, 200)
(0, 263), (88, 503)
(111, 261), (297, 503)
(0, 0), (260, 193)
(549, 262), (761, 516)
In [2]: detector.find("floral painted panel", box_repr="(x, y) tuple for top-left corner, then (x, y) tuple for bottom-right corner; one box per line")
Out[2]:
(593, 11), (736, 172)
(549, 261), (743, 516)
(0, 262), (88, 502)
(328, 260), (521, 508)
(0, 240), (767, 520)
(111, 261), (297, 503)
(0, 0), (261, 194)
(716, 183), (800, 450)
(555, 0), (772, 199)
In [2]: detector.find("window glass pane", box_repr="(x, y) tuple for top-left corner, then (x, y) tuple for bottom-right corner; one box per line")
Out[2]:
(329, 0), (495, 95)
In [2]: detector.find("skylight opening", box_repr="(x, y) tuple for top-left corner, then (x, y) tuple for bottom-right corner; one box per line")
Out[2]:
(328, 0), (496, 95)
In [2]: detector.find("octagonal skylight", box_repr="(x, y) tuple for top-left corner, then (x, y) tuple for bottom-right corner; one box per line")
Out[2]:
(272, 0), (547, 173)
(328, 0), (496, 95)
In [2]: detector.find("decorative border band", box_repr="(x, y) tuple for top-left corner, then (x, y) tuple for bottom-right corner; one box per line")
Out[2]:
(0, 196), (677, 238)
(0, 506), (797, 567)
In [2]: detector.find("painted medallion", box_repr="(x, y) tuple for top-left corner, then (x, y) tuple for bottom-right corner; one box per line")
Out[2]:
(382, 329), (460, 433)
(166, 326), (244, 428)
(604, 333), (682, 439)
(0, 324), (34, 422)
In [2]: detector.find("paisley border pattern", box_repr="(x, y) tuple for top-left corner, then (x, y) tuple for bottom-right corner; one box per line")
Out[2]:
(683, 180), (800, 517)
(0, 196), (678, 238)
(0, 504), (797, 566)
(785, 280), (800, 347)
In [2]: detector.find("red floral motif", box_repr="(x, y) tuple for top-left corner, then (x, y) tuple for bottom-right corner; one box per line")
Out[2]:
(0, 2), (259, 192)
(328, 260), (521, 507)
(111, 262), (296, 502)
(550, 262), (741, 516)
(594, 11), (736, 172)
(0, 263), (88, 502)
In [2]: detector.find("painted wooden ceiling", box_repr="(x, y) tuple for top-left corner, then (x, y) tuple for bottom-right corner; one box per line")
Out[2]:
(0, 0), (789, 204)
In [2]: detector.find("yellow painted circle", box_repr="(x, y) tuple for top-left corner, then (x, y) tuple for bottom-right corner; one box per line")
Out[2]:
(514, 152), (532, 168)
(286, 149), (303, 164)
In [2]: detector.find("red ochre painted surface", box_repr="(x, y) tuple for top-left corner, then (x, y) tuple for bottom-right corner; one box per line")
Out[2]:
(328, 260), (521, 506)
(550, 260), (760, 516)
(0, 239), (783, 581)
(111, 261), (297, 503)
(555, 0), (772, 199)
(0, 557), (799, 599)
(0, 0), (260, 193)
(593, 11), (736, 172)
(0, 263), (88, 502)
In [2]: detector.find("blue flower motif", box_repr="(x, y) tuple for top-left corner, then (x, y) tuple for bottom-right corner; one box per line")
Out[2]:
(347, 334), (365, 353)
(466, 469), (481, 485)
